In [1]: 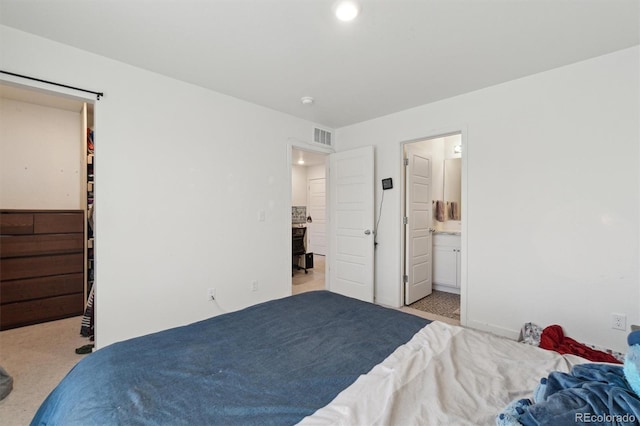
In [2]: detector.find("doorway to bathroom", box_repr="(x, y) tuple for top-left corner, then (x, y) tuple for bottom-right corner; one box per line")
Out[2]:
(402, 133), (462, 323)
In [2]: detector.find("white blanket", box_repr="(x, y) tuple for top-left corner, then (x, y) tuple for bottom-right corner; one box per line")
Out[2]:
(300, 321), (588, 426)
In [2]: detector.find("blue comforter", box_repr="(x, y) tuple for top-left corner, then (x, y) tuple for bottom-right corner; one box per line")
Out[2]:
(519, 363), (640, 425)
(31, 291), (429, 425)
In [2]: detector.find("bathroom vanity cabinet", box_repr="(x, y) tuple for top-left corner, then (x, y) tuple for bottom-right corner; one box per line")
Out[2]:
(433, 233), (461, 293)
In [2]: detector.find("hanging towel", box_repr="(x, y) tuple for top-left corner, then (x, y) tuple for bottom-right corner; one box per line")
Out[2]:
(449, 201), (459, 220)
(434, 200), (445, 222)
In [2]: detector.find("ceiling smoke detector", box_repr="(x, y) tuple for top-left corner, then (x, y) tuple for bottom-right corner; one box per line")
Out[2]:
(301, 96), (314, 105)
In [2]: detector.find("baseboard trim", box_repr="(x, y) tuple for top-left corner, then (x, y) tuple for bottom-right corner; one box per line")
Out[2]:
(433, 284), (460, 295)
(466, 319), (520, 341)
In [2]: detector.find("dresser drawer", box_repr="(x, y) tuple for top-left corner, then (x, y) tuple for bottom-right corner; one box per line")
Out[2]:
(0, 293), (84, 330)
(0, 234), (84, 258)
(0, 253), (84, 281)
(0, 213), (34, 234)
(0, 211), (84, 234)
(34, 212), (83, 234)
(1, 274), (84, 304)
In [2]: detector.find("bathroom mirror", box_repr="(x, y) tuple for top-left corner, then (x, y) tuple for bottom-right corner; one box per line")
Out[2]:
(443, 158), (461, 220)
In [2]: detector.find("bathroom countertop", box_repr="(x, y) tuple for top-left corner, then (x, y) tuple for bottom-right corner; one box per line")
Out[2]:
(434, 230), (461, 235)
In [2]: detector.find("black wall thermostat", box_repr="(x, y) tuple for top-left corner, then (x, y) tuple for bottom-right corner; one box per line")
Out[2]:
(382, 178), (393, 190)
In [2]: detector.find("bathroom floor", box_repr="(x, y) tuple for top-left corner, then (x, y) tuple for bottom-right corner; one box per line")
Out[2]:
(408, 290), (460, 321)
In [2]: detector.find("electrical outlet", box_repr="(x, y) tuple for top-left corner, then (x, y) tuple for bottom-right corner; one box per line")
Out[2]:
(611, 313), (626, 331)
(251, 280), (258, 292)
(207, 288), (215, 301)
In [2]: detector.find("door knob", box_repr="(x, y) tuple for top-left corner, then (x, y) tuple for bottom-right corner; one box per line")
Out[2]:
(364, 229), (371, 235)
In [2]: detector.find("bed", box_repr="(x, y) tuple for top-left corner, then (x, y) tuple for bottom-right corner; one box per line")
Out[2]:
(30, 291), (637, 425)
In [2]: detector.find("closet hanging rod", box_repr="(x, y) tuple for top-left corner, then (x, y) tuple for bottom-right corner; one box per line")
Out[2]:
(0, 70), (104, 100)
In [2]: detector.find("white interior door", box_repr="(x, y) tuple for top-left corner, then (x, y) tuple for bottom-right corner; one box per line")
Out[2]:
(404, 145), (433, 304)
(329, 146), (375, 302)
(307, 178), (326, 255)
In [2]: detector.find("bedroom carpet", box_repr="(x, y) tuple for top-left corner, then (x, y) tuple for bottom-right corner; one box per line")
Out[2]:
(409, 290), (461, 321)
(0, 316), (88, 426)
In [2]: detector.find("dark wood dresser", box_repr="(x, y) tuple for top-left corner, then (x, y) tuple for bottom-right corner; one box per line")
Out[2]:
(1, 210), (85, 330)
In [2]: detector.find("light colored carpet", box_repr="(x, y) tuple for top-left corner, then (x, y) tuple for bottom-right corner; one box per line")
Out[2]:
(0, 316), (89, 426)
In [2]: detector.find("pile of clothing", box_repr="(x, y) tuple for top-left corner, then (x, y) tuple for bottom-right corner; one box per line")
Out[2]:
(519, 322), (623, 363)
(497, 327), (640, 425)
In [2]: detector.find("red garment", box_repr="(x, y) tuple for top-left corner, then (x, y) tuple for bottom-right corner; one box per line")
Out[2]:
(540, 324), (621, 364)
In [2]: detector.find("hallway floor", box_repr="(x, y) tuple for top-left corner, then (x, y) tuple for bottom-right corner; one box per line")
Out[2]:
(292, 254), (325, 294)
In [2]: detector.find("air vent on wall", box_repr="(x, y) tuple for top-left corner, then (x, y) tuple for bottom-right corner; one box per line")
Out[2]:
(313, 126), (333, 147)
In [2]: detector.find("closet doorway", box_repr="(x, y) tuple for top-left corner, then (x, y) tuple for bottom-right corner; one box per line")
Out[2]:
(0, 81), (96, 331)
(290, 147), (328, 295)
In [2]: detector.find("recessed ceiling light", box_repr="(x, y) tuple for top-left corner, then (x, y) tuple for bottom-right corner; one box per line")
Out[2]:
(301, 96), (314, 105)
(335, 1), (360, 21)
(297, 159), (305, 165)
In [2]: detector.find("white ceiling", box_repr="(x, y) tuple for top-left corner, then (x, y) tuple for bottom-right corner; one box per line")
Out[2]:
(1, 0), (638, 129)
(292, 148), (328, 166)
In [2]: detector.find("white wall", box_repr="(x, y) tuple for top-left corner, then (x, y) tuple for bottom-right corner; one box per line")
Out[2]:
(336, 46), (639, 353)
(307, 164), (326, 181)
(291, 164), (326, 207)
(1, 25), (319, 348)
(291, 164), (307, 206)
(0, 98), (82, 209)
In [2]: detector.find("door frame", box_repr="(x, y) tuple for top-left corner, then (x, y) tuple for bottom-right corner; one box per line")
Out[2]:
(287, 140), (333, 293)
(398, 127), (468, 326)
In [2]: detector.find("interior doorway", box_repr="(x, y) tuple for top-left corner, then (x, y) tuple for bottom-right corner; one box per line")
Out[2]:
(290, 147), (328, 295)
(0, 82), (95, 325)
(401, 133), (462, 323)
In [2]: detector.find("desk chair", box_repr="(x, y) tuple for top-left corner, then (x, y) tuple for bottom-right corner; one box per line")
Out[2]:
(292, 227), (307, 275)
